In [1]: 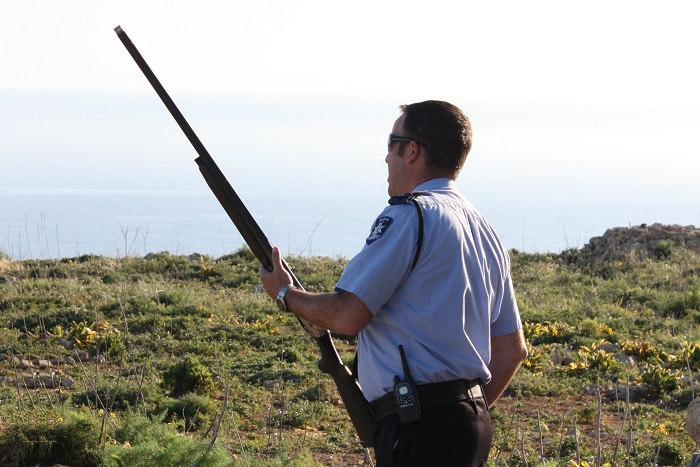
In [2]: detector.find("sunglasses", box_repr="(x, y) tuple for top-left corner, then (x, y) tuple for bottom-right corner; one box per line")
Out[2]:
(388, 134), (414, 151)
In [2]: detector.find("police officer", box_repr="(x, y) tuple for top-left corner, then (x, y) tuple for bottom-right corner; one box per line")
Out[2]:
(260, 100), (527, 466)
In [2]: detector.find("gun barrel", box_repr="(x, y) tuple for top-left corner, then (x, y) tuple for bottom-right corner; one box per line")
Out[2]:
(114, 26), (377, 446)
(114, 25), (272, 271)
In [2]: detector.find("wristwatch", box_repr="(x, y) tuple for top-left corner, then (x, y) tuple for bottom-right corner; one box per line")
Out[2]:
(275, 284), (297, 312)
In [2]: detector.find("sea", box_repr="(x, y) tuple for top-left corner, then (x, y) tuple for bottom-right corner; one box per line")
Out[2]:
(4, 91), (698, 262)
(2, 181), (698, 261)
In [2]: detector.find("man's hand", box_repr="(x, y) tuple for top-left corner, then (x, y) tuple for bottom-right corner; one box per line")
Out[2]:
(258, 246), (373, 335)
(259, 246), (294, 301)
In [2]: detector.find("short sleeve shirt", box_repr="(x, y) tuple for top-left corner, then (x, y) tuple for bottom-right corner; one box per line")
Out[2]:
(336, 178), (522, 401)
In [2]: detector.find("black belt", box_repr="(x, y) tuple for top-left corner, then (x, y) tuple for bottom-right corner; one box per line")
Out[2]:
(369, 379), (484, 422)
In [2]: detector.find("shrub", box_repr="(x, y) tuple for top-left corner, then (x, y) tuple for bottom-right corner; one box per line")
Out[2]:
(631, 439), (687, 467)
(681, 342), (700, 371)
(652, 240), (674, 259)
(160, 392), (217, 432)
(619, 339), (660, 361)
(161, 355), (214, 397)
(524, 320), (576, 345)
(639, 364), (682, 399)
(0, 410), (102, 467)
(73, 381), (163, 413)
(102, 411), (231, 466)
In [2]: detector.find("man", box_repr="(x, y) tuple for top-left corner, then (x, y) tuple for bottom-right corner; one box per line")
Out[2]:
(260, 100), (527, 466)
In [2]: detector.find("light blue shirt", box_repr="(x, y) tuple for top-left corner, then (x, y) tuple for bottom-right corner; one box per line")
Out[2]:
(336, 178), (522, 401)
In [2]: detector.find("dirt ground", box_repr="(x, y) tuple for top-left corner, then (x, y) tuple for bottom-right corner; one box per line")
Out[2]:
(309, 392), (681, 466)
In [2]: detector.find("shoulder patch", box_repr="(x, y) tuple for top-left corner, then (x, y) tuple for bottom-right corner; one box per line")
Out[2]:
(366, 216), (393, 245)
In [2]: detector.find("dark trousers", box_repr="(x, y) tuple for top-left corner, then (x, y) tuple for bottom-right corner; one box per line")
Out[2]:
(373, 397), (492, 467)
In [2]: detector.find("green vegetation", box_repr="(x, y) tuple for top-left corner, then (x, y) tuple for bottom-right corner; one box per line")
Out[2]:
(0, 245), (698, 466)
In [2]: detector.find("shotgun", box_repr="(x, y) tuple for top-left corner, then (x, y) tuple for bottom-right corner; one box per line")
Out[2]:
(114, 25), (377, 447)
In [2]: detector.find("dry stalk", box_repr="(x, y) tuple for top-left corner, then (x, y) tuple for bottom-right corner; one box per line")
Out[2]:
(196, 379), (229, 467)
(265, 405), (274, 456)
(536, 410), (544, 462)
(509, 414), (519, 465)
(520, 431), (528, 467)
(495, 392), (520, 462)
(74, 353), (107, 412)
(556, 414), (565, 466)
(687, 349), (697, 400)
(625, 378), (634, 465)
(119, 224), (141, 258)
(21, 371), (37, 410)
(11, 351), (27, 421)
(573, 414), (580, 465)
(227, 389), (246, 453)
(277, 350), (286, 450)
(596, 384), (602, 467)
(653, 444), (661, 466)
(611, 386), (629, 466)
(37, 371), (56, 410)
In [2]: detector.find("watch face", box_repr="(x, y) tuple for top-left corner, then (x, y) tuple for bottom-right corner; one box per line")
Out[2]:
(276, 285), (292, 312)
(277, 284), (295, 311)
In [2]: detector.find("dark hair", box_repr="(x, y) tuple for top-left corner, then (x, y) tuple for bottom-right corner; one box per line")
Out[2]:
(400, 100), (472, 174)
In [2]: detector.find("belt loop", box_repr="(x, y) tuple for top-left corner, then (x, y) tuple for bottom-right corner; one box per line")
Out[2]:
(468, 386), (477, 413)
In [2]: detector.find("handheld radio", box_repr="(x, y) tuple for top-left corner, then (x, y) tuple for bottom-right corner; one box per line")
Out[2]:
(393, 345), (422, 423)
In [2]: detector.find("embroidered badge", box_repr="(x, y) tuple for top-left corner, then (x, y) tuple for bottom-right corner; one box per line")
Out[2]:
(366, 216), (393, 245)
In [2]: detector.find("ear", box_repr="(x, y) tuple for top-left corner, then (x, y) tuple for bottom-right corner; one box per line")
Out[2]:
(404, 140), (423, 165)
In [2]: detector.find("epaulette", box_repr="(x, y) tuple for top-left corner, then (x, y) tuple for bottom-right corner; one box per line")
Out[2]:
(387, 192), (425, 271)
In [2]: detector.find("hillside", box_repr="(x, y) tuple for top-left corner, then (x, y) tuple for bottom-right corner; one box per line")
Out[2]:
(0, 225), (699, 466)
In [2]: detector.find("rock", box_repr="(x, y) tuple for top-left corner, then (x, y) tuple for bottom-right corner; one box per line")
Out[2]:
(596, 343), (620, 353)
(687, 397), (700, 444)
(608, 384), (643, 402)
(561, 356), (576, 366)
(613, 354), (637, 365)
(71, 351), (91, 362)
(581, 224), (700, 261)
(31, 359), (51, 369)
(21, 374), (74, 389)
(58, 337), (74, 349)
(17, 358), (33, 369)
(551, 353), (563, 365)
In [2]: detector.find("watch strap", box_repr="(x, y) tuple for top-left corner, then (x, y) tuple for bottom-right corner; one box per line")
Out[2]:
(276, 284), (297, 312)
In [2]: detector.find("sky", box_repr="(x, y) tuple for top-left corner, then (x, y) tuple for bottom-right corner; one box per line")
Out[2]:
(1, 1), (699, 256)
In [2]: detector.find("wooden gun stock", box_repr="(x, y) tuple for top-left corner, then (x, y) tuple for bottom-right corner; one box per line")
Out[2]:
(114, 25), (376, 447)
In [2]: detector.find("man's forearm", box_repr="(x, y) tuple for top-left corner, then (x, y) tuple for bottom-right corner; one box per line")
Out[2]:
(484, 330), (528, 406)
(259, 246), (373, 335)
(284, 288), (372, 336)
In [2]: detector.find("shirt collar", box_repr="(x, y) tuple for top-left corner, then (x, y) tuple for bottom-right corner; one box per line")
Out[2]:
(412, 178), (455, 192)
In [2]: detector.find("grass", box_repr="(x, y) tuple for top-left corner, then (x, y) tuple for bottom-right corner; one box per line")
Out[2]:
(0, 244), (699, 466)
